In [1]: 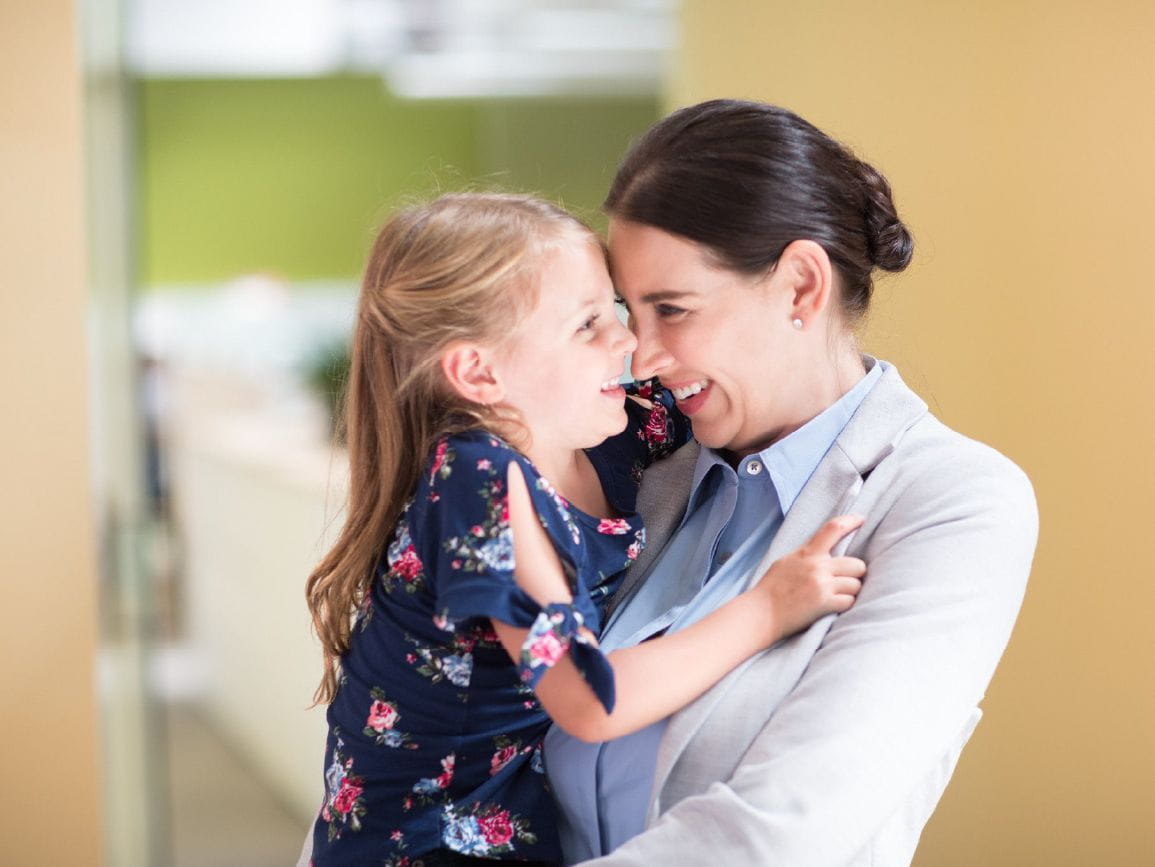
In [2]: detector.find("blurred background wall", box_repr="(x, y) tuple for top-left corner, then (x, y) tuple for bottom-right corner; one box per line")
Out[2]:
(675, 1), (1155, 865)
(0, 1), (104, 864)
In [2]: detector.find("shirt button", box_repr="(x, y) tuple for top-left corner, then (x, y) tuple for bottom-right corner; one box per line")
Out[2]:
(746, 460), (763, 476)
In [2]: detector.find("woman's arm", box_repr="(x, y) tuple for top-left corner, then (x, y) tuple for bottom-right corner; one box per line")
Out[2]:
(493, 462), (864, 743)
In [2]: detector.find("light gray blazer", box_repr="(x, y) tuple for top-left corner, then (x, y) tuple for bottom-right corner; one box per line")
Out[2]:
(578, 362), (1038, 866)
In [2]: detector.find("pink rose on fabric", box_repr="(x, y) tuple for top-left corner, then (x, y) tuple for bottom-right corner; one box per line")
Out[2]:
(528, 631), (567, 667)
(392, 545), (422, 581)
(367, 700), (398, 732)
(477, 459), (491, 470)
(500, 497), (510, 523)
(643, 403), (669, 443)
(391, 830), (404, 842)
(626, 540), (642, 561)
(489, 744), (518, 776)
(471, 524), (485, 537)
(430, 439), (449, 479)
(596, 518), (631, 535)
(479, 810), (514, 846)
(435, 753), (455, 789)
(333, 780), (362, 815)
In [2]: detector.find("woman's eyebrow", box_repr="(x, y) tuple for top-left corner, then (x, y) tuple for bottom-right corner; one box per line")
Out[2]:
(639, 290), (695, 304)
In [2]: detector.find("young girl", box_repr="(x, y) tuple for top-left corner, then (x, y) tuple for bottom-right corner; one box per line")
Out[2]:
(304, 194), (865, 866)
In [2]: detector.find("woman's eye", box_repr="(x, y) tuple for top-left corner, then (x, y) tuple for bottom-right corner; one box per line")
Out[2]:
(655, 303), (688, 318)
(613, 294), (629, 311)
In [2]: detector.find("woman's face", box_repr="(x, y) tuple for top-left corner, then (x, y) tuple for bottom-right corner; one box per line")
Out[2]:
(610, 219), (804, 456)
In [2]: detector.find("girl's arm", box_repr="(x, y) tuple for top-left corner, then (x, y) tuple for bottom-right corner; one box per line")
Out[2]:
(493, 462), (865, 743)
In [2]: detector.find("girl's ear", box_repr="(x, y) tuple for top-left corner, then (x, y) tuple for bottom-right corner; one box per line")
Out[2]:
(773, 239), (835, 325)
(440, 341), (505, 405)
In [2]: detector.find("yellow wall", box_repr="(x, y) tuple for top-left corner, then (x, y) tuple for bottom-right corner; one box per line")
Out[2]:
(0, 1), (104, 864)
(675, 2), (1154, 864)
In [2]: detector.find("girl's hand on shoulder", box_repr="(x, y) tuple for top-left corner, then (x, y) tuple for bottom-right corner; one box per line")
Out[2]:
(754, 515), (866, 643)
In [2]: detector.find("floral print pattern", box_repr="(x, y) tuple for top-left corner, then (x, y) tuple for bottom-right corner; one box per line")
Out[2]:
(383, 517), (426, 594)
(442, 801), (538, 857)
(404, 632), (476, 690)
(321, 735), (367, 842)
(362, 688), (418, 749)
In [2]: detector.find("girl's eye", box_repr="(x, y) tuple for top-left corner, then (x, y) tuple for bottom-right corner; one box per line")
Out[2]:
(577, 313), (600, 333)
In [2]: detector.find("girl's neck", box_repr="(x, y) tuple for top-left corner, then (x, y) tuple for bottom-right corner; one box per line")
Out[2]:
(504, 431), (613, 518)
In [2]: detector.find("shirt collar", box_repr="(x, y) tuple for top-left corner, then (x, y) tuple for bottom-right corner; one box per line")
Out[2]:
(687, 357), (885, 514)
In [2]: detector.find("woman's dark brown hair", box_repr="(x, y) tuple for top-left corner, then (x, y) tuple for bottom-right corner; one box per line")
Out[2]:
(605, 99), (913, 321)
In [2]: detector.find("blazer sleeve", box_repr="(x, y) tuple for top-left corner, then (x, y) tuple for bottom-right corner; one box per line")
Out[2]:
(580, 440), (1038, 866)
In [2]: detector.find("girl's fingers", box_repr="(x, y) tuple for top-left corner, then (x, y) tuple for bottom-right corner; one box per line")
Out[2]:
(804, 515), (866, 555)
(831, 577), (863, 597)
(828, 593), (856, 613)
(832, 556), (867, 578)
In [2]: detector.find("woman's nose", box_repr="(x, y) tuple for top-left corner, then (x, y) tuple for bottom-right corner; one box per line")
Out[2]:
(629, 321), (672, 381)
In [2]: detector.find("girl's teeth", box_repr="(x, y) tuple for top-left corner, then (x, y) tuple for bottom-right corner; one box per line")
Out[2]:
(601, 379), (620, 391)
(672, 380), (709, 400)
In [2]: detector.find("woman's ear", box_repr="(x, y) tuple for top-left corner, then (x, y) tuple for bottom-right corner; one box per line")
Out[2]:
(774, 239), (835, 326)
(440, 342), (505, 405)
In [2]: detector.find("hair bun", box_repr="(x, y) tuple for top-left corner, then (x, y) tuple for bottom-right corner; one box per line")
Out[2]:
(858, 160), (913, 272)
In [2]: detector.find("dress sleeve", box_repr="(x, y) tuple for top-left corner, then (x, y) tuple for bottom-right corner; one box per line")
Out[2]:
(423, 435), (616, 712)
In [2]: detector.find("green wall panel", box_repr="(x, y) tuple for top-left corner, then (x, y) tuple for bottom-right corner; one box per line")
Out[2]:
(138, 76), (657, 287)
(138, 77), (480, 285)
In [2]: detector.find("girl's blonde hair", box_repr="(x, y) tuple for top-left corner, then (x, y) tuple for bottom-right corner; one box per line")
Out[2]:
(306, 193), (599, 704)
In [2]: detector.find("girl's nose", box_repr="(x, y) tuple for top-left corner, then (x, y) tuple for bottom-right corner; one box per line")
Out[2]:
(615, 321), (638, 356)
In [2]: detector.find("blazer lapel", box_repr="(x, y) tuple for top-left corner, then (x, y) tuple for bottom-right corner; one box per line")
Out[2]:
(649, 362), (930, 807)
(606, 440), (699, 619)
(650, 447), (865, 805)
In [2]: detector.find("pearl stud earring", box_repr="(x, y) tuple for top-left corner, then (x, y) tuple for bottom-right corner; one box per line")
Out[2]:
(792, 318), (803, 330)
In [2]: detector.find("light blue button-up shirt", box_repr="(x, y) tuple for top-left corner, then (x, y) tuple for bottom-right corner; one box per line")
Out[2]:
(543, 361), (885, 863)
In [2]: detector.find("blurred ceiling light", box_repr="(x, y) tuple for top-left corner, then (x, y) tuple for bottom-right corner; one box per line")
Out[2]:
(127, 0), (350, 77)
(385, 0), (675, 97)
(126, 0), (673, 96)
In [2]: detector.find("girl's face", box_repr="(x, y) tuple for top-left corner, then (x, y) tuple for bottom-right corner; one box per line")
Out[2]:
(496, 239), (637, 455)
(610, 219), (805, 456)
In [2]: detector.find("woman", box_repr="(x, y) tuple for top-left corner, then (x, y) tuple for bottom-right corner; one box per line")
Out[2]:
(542, 100), (1038, 866)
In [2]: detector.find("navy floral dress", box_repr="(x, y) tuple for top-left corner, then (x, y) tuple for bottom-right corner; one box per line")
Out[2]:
(311, 384), (687, 866)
